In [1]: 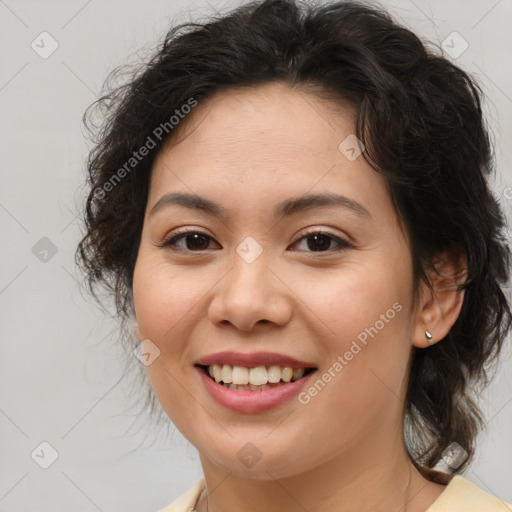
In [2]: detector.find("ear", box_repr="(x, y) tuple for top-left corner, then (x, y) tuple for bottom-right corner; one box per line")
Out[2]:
(412, 246), (467, 348)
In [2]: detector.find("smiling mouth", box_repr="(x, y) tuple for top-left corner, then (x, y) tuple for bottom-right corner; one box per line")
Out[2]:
(196, 364), (317, 391)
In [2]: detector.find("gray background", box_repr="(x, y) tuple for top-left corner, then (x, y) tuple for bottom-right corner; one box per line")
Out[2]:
(1, 0), (511, 510)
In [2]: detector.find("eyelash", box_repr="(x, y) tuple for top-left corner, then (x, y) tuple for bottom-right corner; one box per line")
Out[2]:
(158, 227), (353, 254)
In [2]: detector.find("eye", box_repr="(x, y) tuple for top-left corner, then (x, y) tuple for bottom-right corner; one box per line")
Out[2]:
(159, 228), (219, 251)
(290, 230), (353, 253)
(158, 228), (353, 253)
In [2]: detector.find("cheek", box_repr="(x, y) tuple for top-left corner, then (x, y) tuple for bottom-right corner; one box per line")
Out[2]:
(132, 253), (203, 427)
(132, 255), (201, 341)
(295, 259), (412, 403)
(297, 259), (406, 344)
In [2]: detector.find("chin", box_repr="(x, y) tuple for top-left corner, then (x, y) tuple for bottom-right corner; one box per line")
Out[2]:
(200, 443), (315, 480)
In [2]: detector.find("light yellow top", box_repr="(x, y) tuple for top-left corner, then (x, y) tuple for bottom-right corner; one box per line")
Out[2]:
(158, 475), (512, 512)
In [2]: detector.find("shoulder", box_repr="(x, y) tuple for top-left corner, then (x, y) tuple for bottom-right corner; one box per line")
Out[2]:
(427, 475), (512, 511)
(155, 475), (511, 512)
(157, 478), (205, 512)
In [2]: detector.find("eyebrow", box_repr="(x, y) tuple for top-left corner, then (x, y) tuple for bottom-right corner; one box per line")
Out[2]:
(149, 191), (372, 220)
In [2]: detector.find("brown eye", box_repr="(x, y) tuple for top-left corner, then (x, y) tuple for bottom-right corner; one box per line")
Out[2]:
(291, 231), (352, 253)
(159, 229), (352, 254)
(161, 230), (219, 251)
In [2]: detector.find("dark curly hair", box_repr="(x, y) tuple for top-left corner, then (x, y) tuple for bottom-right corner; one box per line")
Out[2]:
(75, 0), (512, 481)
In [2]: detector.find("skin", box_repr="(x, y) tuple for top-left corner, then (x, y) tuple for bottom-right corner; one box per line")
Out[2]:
(132, 82), (466, 512)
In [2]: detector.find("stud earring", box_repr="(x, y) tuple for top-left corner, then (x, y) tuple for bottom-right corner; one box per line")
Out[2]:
(425, 330), (433, 344)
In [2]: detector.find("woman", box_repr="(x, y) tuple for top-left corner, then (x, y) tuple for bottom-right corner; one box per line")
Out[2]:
(76, 0), (512, 510)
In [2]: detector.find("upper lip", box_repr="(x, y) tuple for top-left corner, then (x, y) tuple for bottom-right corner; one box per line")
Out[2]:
(195, 351), (316, 369)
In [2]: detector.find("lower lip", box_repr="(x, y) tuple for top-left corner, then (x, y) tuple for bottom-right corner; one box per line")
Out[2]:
(196, 366), (316, 413)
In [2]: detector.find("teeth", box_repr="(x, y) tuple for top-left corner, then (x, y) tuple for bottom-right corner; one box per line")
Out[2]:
(211, 364), (222, 382)
(281, 367), (293, 382)
(249, 366), (268, 385)
(226, 383), (274, 391)
(221, 364), (232, 383)
(292, 368), (305, 380)
(206, 364), (309, 385)
(232, 365), (249, 385)
(268, 365), (281, 383)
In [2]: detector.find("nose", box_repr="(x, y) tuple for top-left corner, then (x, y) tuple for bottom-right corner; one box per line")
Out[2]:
(207, 249), (293, 333)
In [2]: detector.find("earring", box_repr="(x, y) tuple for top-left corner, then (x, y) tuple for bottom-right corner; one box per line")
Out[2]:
(425, 330), (433, 344)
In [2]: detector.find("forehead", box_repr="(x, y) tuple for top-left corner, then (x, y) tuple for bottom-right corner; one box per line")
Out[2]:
(148, 82), (392, 225)
(160, 82), (357, 161)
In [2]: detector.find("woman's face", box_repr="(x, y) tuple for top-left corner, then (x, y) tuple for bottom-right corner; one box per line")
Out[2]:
(132, 82), (421, 479)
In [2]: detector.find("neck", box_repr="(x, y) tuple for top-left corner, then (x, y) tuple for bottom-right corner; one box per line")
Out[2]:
(196, 431), (446, 512)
